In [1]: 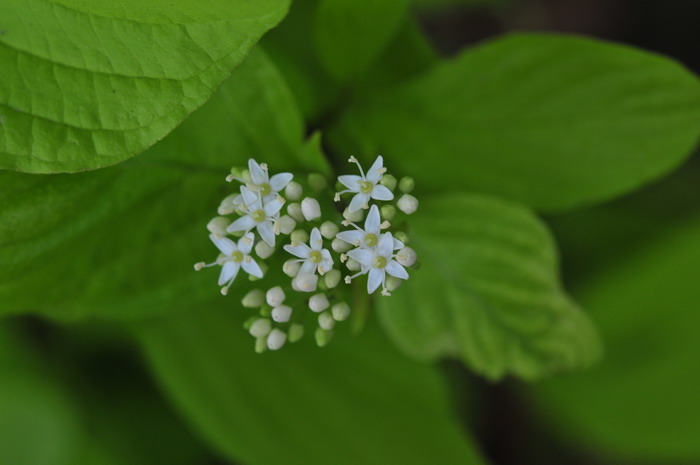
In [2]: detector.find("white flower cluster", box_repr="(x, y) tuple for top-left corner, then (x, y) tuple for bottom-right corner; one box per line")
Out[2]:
(195, 156), (419, 352)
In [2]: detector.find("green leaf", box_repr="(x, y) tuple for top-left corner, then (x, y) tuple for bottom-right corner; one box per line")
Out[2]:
(378, 193), (601, 380)
(0, 49), (306, 320)
(135, 305), (487, 465)
(330, 33), (700, 211)
(0, 0), (290, 173)
(314, 0), (410, 82)
(530, 218), (700, 462)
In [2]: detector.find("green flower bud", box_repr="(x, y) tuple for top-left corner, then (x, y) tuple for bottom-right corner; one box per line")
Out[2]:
(308, 173), (328, 192)
(320, 221), (339, 239)
(324, 269), (341, 289)
(287, 203), (305, 222)
(380, 205), (396, 221)
(318, 311), (336, 330)
(398, 176), (415, 193)
(315, 328), (334, 347)
(288, 324), (305, 343)
(394, 231), (409, 244)
(380, 174), (397, 191)
(331, 302), (351, 321)
(291, 229), (310, 244)
(242, 289), (264, 308)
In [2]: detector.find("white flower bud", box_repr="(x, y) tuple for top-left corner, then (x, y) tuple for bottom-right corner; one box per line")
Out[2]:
(217, 193), (240, 215)
(277, 215), (297, 235)
(343, 207), (364, 222)
(315, 328), (333, 347)
(294, 273), (318, 292)
(396, 247), (417, 267)
(241, 289), (264, 308)
(284, 181), (303, 201)
(290, 229), (309, 244)
(346, 258), (360, 271)
(255, 240), (275, 259)
(301, 197), (321, 221)
(287, 202), (305, 222)
(272, 305), (293, 323)
(207, 216), (232, 236)
(288, 324), (304, 343)
(324, 269), (341, 289)
(332, 237), (352, 253)
(399, 176), (415, 193)
(283, 260), (301, 277)
(267, 329), (287, 350)
(249, 318), (272, 338)
(309, 293), (329, 312)
(385, 276), (403, 292)
(318, 312), (336, 330)
(266, 286), (285, 307)
(320, 221), (339, 239)
(331, 302), (351, 321)
(397, 194), (419, 215)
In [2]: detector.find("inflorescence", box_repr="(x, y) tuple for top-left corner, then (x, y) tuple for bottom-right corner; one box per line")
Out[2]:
(195, 156), (419, 352)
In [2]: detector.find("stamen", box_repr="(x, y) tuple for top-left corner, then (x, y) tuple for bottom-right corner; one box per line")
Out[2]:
(340, 253), (347, 263)
(226, 174), (246, 183)
(334, 193), (341, 202)
(380, 221), (391, 230)
(260, 163), (268, 171)
(381, 288), (392, 297)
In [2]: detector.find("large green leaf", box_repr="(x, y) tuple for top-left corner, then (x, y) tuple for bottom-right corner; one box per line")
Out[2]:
(378, 193), (601, 380)
(530, 218), (700, 462)
(330, 33), (700, 211)
(314, 0), (410, 82)
(135, 305), (486, 465)
(0, 49), (305, 321)
(0, 0), (290, 173)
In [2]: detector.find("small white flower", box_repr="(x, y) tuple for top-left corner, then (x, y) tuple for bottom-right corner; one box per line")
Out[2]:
(195, 233), (263, 295)
(229, 159), (294, 202)
(336, 205), (404, 250)
(284, 227), (334, 276)
(226, 187), (284, 247)
(397, 194), (419, 215)
(266, 286), (286, 307)
(267, 328), (287, 350)
(345, 232), (409, 295)
(336, 156), (394, 212)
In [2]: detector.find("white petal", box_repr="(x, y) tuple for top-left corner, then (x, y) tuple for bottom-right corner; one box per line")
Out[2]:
(386, 260), (409, 280)
(338, 175), (362, 191)
(209, 234), (236, 256)
(377, 232), (393, 256)
(347, 248), (374, 267)
(310, 227), (323, 250)
(392, 238), (405, 250)
(364, 205), (381, 234)
(366, 155), (384, 183)
(300, 260), (317, 274)
(237, 232), (255, 255)
(283, 243), (311, 259)
(269, 173), (293, 192)
(371, 184), (394, 201)
(218, 261), (240, 286)
(248, 159), (268, 185)
(348, 193), (369, 213)
(336, 230), (364, 246)
(367, 268), (384, 294)
(264, 198), (284, 217)
(240, 186), (259, 207)
(226, 215), (255, 233)
(257, 221), (275, 247)
(242, 258), (263, 278)
(321, 249), (334, 266)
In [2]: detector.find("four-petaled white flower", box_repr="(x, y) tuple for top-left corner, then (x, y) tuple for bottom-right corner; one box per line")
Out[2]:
(284, 227), (334, 275)
(336, 205), (403, 250)
(227, 187), (284, 247)
(208, 233), (263, 294)
(345, 232), (408, 295)
(336, 156), (394, 212)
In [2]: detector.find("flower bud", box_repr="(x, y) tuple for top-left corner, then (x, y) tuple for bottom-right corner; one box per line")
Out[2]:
(320, 221), (339, 239)
(396, 246), (417, 267)
(207, 216), (232, 236)
(242, 289), (264, 308)
(332, 238), (352, 253)
(309, 293), (329, 312)
(385, 276), (403, 292)
(324, 269), (341, 289)
(266, 286), (285, 307)
(272, 305), (292, 323)
(308, 173), (328, 192)
(398, 176), (415, 193)
(217, 193), (240, 215)
(318, 312), (336, 330)
(240, 169), (252, 184)
(397, 194), (419, 215)
(301, 197), (321, 221)
(255, 240), (275, 259)
(331, 302), (351, 321)
(380, 174), (397, 191)
(343, 207), (364, 222)
(394, 231), (409, 244)
(284, 181), (303, 201)
(254, 336), (268, 353)
(315, 328), (333, 347)
(346, 258), (360, 271)
(288, 324), (305, 343)
(291, 229), (309, 245)
(283, 260), (301, 277)
(267, 329), (287, 350)
(249, 318), (272, 338)
(277, 215), (296, 235)
(259, 305), (272, 317)
(287, 202), (305, 222)
(294, 273), (318, 292)
(380, 205), (396, 221)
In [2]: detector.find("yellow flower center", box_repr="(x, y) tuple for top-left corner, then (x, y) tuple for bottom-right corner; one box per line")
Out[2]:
(252, 210), (266, 222)
(364, 233), (377, 247)
(232, 251), (244, 263)
(260, 183), (271, 196)
(359, 180), (374, 194)
(309, 250), (323, 264)
(373, 256), (387, 269)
